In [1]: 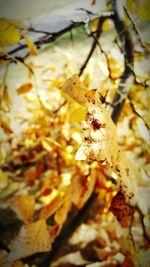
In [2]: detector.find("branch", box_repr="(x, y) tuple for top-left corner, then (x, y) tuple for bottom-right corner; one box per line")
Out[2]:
(110, 5), (134, 123)
(8, 17), (106, 57)
(123, 6), (145, 50)
(79, 16), (108, 76)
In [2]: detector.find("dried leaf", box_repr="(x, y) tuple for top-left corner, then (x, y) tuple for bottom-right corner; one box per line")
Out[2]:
(76, 89), (118, 167)
(6, 219), (51, 264)
(62, 76), (138, 207)
(61, 74), (87, 106)
(110, 192), (134, 227)
(8, 195), (35, 223)
(16, 83), (33, 95)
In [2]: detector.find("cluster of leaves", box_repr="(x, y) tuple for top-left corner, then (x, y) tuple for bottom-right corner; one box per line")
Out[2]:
(0, 1), (150, 266)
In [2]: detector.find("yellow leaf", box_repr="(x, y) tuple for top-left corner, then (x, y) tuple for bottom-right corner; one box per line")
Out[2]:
(41, 140), (52, 152)
(2, 85), (11, 110)
(39, 194), (63, 219)
(61, 74), (87, 106)
(16, 83), (33, 94)
(8, 195), (35, 223)
(82, 73), (90, 88)
(0, 18), (21, 47)
(54, 198), (71, 224)
(0, 117), (13, 133)
(6, 220), (51, 264)
(68, 106), (86, 123)
(24, 36), (38, 56)
(0, 169), (8, 190)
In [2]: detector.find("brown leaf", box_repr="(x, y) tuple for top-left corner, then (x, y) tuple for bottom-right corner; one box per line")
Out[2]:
(110, 192), (134, 227)
(16, 83), (33, 94)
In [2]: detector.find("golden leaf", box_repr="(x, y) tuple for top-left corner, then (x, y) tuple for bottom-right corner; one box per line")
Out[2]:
(68, 106), (86, 123)
(24, 36), (38, 56)
(0, 18), (21, 47)
(0, 117), (13, 133)
(54, 198), (72, 225)
(39, 194), (63, 219)
(16, 83), (33, 94)
(0, 169), (8, 190)
(61, 74), (87, 106)
(8, 195), (35, 223)
(6, 220), (51, 264)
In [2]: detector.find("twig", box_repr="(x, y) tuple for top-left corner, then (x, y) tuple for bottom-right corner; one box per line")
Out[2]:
(123, 6), (145, 50)
(110, 6), (134, 123)
(79, 16), (108, 76)
(128, 95), (150, 131)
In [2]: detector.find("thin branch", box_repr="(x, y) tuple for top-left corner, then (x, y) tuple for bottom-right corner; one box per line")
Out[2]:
(123, 6), (145, 50)
(110, 6), (134, 123)
(128, 95), (150, 131)
(79, 16), (108, 76)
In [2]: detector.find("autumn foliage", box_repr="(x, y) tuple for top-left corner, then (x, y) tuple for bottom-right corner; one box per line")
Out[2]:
(0, 1), (150, 267)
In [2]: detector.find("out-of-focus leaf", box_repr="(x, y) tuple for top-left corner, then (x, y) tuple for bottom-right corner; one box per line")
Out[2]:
(6, 219), (51, 264)
(24, 36), (38, 56)
(16, 83), (33, 94)
(0, 117), (13, 133)
(0, 18), (21, 47)
(0, 169), (8, 190)
(39, 194), (63, 219)
(68, 106), (86, 123)
(54, 198), (72, 224)
(8, 195), (35, 223)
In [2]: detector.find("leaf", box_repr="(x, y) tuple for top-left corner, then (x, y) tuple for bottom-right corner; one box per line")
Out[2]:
(110, 192), (135, 227)
(6, 219), (51, 264)
(0, 117), (13, 133)
(76, 89), (118, 167)
(0, 169), (8, 190)
(24, 36), (38, 56)
(54, 198), (72, 225)
(0, 18), (21, 47)
(62, 76), (139, 207)
(39, 194), (63, 219)
(68, 106), (86, 123)
(8, 195), (35, 223)
(61, 74), (87, 106)
(16, 83), (33, 95)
